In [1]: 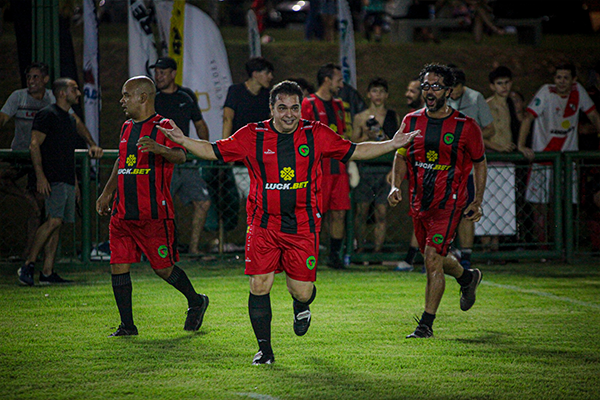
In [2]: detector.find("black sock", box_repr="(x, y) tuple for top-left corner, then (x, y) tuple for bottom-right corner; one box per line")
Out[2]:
(292, 286), (317, 315)
(330, 238), (343, 259)
(112, 272), (135, 329)
(405, 246), (419, 265)
(249, 293), (273, 355)
(461, 248), (472, 262)
(166, 266), (201, 307)
(419, 311), (436, 329)
(456, 268), (474, 286)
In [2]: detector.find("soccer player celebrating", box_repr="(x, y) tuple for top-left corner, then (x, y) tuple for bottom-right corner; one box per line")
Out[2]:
(96, 76), (209, 337)
(158, 80), (419, 364)
(388, 64), (487, 338)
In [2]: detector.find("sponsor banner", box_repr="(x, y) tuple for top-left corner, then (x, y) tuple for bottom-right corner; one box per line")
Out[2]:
(247, 9), (262, 58)
(83, 0), (100, 145)
(338, 0), (356, 88)
(169, 0), (186, 86)
(128, 0), (158, 78)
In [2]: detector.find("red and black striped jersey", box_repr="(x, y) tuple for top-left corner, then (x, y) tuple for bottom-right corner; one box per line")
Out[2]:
(213, 119), (356, 234)
(112, 114), (185, 220)
(301, 94), (347, 175)
(402, 109), (485, 216)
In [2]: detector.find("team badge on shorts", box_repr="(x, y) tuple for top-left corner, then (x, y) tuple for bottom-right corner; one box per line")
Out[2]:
(432, 234), (444, 244)
(306, 256), (316, 270)
(158, 245), (169, 258)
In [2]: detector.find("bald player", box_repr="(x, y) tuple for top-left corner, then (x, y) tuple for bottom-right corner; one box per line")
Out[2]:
(96, 76), (209, 337)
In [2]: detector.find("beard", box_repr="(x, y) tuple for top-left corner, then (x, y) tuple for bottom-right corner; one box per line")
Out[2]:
(425, 94), (446, 113)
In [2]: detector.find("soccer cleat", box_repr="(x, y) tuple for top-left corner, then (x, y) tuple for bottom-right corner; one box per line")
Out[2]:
(39, 272), (72, 285)
(293, 309), (312, 336)
(406, 324), (433, 339)
(252, 350), (274, 365)
(460, 268), (482, 311)
(18, 263), (35, 286)
(184, 294), (209, 331)
(394, 261), (413, 272)
(109, 324), (138, 337)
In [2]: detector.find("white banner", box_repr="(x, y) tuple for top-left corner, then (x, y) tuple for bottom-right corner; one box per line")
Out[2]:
(338, 0), (356, 88)
(83, 0), (100, 146)
(128, 0), (158, 78)
(247, 9), (261, 58)
(155, 2), (232, 141)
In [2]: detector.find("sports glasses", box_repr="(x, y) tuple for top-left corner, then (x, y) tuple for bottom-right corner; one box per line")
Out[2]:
(420, 83), (449, 91)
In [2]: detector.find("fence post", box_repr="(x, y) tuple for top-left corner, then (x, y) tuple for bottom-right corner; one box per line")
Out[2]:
(80, 151), (91, 265)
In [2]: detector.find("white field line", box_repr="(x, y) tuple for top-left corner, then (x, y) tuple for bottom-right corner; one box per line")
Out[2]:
(236, 393), (281, 400)
(483, 281), (600, 310)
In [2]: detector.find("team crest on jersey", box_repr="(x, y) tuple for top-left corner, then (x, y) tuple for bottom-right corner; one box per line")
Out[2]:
(443, 133), (455, 145)
(427, 151), (438, 162)
(298, 145), (310, 157)
(126, 154), (137, 166)
(280, 167), (295, 181)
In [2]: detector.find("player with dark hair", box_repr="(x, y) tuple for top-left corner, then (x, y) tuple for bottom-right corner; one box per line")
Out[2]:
(389, 63), (486, 338)
(158, 80), (419, 364)
(96, 76), (209, 337)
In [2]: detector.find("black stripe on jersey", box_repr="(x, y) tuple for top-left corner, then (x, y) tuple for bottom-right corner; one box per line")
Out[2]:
(310, 99), (320, 122)
(439, 118), (465, 209)
(256, 123), (269, 228)
(408, 117), (420, 207)
(246, 158), (261, 227)
(212, 143), (223, 162)
(148, 125), (159, 219)
(420, 118), (444, 211)
(304, 126), (317, 233)
(323, 100), (341, 174)
(124, 123), (140, 220)
(278, 133), (298, 233)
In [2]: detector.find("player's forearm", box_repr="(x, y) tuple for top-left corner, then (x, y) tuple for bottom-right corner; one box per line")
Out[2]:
(390, 152), (407, 189)
(179, 136), (218, 161)
(472, 159), (487, 204)
(350, 140), (396, 160)
(101, 158), (119, 197)
(29, 144), (45, 179)
(0, 112), (10, 127)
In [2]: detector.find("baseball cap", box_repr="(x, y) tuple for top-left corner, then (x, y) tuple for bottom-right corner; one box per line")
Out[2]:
(150, 57), (177, 70)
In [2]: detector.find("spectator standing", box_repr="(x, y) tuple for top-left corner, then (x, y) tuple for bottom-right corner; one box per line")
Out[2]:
(447, 66), (495, 268)
(388, 63), (486, 338)
(96, 76), (208, 336)
(0, 63), (54, 260)
(159, 80), (419, 364)
(151, 57), (211, 256)
(352, 78), (399, 254)
(301, 63), (348, 269)
(18, 78), (103, 286)
(518, 63), (600, 248)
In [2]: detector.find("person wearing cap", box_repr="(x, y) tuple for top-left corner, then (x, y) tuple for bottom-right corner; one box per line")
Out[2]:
(150, 57), (211, 256)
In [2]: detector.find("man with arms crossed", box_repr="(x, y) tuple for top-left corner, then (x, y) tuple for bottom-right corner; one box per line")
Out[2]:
(96, 76), (209, 337)
(389, 64), (486, 338)
(159, 81), (419, 364)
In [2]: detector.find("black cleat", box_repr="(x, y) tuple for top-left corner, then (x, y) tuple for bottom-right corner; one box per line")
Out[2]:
(252, 350), (274, 365)
(406, 324), (433, 339)
(109, 324), (138, 337)
(18, 263), (34, 286)
(39, 272), (72, 285)
(293, 309), (312, 336)
(184, 294), (209, 331)
(460, 268), (482, 311)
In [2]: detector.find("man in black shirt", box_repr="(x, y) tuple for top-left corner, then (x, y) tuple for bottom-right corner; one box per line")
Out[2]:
(18, 78), (103, 286)
(151, 57), (211, 256)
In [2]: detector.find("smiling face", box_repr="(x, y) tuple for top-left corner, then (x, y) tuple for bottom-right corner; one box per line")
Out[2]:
(154, 67), (177, 91)
(421, 72), (450, 113)
(328, 68), (344, 97)
(554, 69), (575, 96)
(270, 94), (301, 134)
(26, 68), (49, 96)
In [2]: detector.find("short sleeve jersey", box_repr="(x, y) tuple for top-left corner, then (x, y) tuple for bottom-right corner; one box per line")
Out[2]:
(212, 119), (356, 234)
(402, 109), (485, 215)
(447, 86), (494, 129)
(112, 114), (186, 220)
(155, 87), (203, 138)
(31, 104), (78, 185)
(1, 88), (55, 150)
(223, 83), (271, 134)
(301, 94), (347, 175)
(527, 82), (596, 152)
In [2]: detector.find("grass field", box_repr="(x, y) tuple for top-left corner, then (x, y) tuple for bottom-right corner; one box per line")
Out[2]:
(1, 260), (599, 400)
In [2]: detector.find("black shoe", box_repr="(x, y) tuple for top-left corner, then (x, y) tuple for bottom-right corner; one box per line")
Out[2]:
(39, 272), (72, 285)
(184, 294), (209, 331)
(18, 263), (34, 286)
(406, 324), (433, 338)
(252, 350), (274, 365)
(109, 324), (138, 337)
(327, 256), (344, 270)
(460, 268), (482, 311)
(293, 309), (312, 336)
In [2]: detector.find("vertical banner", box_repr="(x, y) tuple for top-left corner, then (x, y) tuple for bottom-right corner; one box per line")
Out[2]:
(156, 2), (233, 141)
(247, 9), (261, 58)
(338, 0), (357, 88)
(83, 0), (100, 146)
(169, 0), (185, 86)
(128, 0), (158, 77)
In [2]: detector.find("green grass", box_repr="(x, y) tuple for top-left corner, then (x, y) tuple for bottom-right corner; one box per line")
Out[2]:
(1, 261), (599, 399)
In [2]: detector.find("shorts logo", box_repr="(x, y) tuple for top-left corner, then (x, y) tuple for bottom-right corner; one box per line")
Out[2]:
(443, 133), (455, 145)
(158, 245), (169, 258)
(427, 151), (438, 162)
(306, 256), (316, 270)
(298, 145), (310, 157)
(432, 234), (444, 244)
(280, 167), (295, 181)
(126, 154), (137, 167)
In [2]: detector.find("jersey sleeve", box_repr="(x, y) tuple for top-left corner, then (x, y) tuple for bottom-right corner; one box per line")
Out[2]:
(31, 108), (53, 135)
(466, 120), (486, 162)
(0, 91), (19, 117)
(301, 98), (315, 120)
(578, 83), (597, 114)
(317, 122), (356, 163)
(526, 85), (548, 118)
(213, 125), (251, 163)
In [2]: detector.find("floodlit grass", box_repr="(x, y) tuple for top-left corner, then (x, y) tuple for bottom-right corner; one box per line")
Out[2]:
(1, 260), (599, 400)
